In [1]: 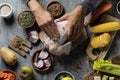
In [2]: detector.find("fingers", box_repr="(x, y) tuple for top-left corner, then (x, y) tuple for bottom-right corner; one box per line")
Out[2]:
(56, 14), (68, 22)
(71, 22), (83, 42)
(40, 24), (53, 39)
(49, 21), (60, 40)
(40, 21), (60, 41)
(68, 24), (73, 40)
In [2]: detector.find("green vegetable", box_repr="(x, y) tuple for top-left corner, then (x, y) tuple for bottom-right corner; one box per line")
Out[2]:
(102, 75), (108, 80)
(94, 76), (101, 80)
(93, 59), (120, 76)
(109, 77), (115, 80)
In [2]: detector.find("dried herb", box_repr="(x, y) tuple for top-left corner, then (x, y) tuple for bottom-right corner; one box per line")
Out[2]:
(47, 2), (63, 18)
(18, 11), (35, 28)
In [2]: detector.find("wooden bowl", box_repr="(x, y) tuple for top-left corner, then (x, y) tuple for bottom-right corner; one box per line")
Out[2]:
(2, 69), (18, 80)
(17, 11), (35, 28)
(47, 1), (64, 19)
(31, 49), (53, 72)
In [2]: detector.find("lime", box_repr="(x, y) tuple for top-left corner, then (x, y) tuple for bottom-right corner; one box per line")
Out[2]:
(61, 77), (73, 80)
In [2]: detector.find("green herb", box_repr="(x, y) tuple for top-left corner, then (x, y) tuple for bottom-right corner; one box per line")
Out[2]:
(102, 75), (108, 80)
(18, 11), (35, 28)
(93, 59), (120, 76)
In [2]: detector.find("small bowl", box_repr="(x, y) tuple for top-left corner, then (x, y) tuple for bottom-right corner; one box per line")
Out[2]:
(2, 69), (18, 80)
(0, 3), (13, 18)
(116, 1), (120, 15)
(47, 1), (64, 19)
(17, 11), (35, 28)
(31, 49), (53, 72)
(54, 71), (75, 80)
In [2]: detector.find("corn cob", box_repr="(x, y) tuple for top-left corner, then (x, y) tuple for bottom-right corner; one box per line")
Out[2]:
(90, 22), (120, 33)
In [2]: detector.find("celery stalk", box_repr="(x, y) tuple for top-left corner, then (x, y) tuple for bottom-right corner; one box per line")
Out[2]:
(93, 59), (120, 76)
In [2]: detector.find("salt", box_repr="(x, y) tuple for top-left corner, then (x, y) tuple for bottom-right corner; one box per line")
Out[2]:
(0, 5), (11, 15)
(0, 3), (13, 18)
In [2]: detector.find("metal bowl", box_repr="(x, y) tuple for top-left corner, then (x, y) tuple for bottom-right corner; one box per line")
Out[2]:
(116, 1), (120, 15)
(54, 71), (75, 80)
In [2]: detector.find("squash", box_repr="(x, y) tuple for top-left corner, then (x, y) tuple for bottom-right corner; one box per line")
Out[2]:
(0, 47), (18, 65)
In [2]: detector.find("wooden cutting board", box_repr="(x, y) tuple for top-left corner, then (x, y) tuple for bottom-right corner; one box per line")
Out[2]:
(86, 14), (120, 61)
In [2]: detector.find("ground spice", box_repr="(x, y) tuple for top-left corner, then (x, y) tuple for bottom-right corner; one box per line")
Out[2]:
(18, 11), (35, 28)
(47, 1), (64, 18)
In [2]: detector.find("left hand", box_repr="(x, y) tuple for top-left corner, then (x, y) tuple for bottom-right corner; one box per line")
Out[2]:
(56, 5), (86, 43)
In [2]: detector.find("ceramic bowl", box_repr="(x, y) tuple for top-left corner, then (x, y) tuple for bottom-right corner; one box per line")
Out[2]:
(47, 1), (64, 19)
(2, 69), (18, 80)
(31, 49), (53, 72)
(54, 71), (75, 80)
(0, 3), (13, 18)
(116, 1), (120, 15)
(17, 11), (35, 28)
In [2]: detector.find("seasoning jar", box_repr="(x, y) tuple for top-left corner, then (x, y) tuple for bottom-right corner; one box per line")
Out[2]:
(0, 3), (13, 18)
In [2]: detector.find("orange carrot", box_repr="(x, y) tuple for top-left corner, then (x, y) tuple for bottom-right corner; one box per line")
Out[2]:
(0, 72), (5, 78)
(7, 73), (15, 80)
(4, 73), (8, 79)
(86, 1), (112, 24)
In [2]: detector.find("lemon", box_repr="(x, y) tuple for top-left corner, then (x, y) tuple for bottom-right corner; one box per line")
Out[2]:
(61, 77), (73, 80)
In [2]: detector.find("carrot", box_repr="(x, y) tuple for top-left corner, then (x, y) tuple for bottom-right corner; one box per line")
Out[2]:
(4, 78), (9, 80)
(86, 1), (112, 24)
(3, 73), (8, 79)
(0, 72), (5, 78)
(7, 73), (15, 80)
(0, 72), (3, 78)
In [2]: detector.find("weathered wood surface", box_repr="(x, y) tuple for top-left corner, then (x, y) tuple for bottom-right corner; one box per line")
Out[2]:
(0, 0), (120, 80)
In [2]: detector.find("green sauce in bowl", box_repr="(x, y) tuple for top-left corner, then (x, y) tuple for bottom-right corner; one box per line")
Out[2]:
(18, 11), (35, 28)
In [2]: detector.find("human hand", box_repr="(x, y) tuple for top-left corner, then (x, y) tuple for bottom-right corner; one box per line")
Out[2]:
(56, 5), (86, 43)
(34, 10), (60, 40)
(28, 0), (60, 40)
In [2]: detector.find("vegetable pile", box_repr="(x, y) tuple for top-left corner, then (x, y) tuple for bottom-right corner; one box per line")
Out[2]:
(93, 59), (120, 76)
(0, 71), (16, 80)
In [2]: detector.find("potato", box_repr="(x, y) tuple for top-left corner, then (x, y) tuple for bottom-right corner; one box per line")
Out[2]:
(0, 47), (18, 65)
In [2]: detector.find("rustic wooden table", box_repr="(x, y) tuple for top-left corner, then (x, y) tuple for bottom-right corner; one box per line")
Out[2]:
(0, 0), (120, 80)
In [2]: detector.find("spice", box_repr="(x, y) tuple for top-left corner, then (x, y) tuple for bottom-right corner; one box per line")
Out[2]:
(18, 11), (35, 28)
(0, 5), (11, 15)
(0, 3), (13, 18)
(47, 1), (64, 18)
